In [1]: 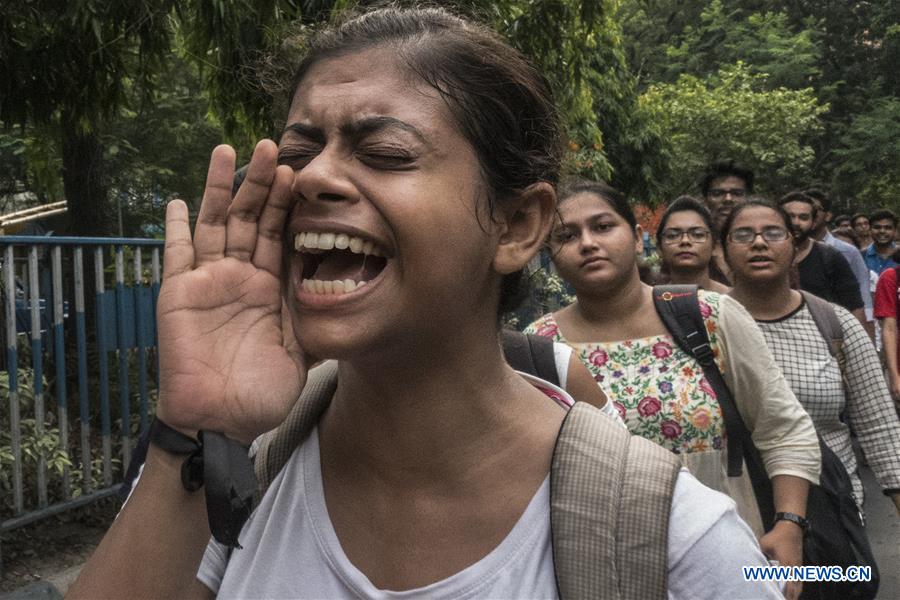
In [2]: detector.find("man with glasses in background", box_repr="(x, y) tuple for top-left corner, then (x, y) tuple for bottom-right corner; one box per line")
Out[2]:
(700, 161), (754, 285)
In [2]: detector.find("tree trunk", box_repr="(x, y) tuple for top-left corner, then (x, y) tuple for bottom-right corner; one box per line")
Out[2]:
(59, 117), (109, 395)
(60, 118), (114, 237)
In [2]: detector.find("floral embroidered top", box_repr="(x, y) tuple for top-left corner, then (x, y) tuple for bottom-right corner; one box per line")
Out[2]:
(526, 294), (726, 455)
(525, 290), (821, 535)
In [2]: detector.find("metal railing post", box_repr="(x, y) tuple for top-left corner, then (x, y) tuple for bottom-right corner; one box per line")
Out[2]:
(94, 246), (112, 487)
(4, 245), (23, 515)
(52, 245), (70, 497)
(74, 246), (92, 494)
(114, 246), (130, 470)
(28, 246), (48, 508)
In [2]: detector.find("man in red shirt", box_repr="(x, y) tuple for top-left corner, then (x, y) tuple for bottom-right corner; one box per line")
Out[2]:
(875, 259), (900, 401)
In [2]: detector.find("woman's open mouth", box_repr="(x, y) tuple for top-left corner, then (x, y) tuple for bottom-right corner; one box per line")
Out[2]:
(293, 231), (389, 295)
(747, 255), (774, 267)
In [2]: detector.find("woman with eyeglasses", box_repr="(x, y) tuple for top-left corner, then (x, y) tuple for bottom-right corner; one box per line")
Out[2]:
(526, 180), (820, 598)
(725, 199), (900, 517)
(657, 196), (730, 293)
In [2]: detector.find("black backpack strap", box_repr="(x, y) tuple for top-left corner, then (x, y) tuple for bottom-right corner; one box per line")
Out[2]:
(652, 285), (742, 477)
(652, 286), (775, 526)
(500, 329), (560, 386)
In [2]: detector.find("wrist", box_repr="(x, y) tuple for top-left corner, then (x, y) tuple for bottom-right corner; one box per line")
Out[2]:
(773, 511), (809, 534)
(155, 403), (199, 439)
(148, 417), (204, 491)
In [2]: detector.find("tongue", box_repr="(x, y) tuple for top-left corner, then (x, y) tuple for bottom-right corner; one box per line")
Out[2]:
(312, 250), (384, 282)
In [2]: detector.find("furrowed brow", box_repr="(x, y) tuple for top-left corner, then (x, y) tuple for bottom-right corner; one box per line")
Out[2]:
(282, 122), (325, 144)
(340, 116), (429, 146)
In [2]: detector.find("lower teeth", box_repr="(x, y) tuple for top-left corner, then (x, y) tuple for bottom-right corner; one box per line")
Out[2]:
(302, 279), (368, 294)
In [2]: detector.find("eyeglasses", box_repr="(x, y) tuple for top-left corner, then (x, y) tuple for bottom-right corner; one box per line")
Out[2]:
(660, 227), (711, 244)
(707, 188), (747, 199)
(728, 226), (791, 244)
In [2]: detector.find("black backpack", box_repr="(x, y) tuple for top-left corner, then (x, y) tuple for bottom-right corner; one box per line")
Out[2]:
(500, 329), (560, 386)
(652, 285), (879, 600)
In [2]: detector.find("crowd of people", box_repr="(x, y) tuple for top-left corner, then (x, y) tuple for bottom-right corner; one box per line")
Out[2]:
(70, 6), (899, 600)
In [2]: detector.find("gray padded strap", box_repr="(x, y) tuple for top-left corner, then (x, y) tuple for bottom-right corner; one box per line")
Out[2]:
(800, 291), (843, 354)
(254, 360), (338, 495)
(551, 402), (679, 600)
(800, 291), (846, 376)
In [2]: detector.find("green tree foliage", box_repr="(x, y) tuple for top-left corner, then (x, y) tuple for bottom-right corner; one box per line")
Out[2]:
(640, 63), (826, 198)
(832, 97), (900, 212)
(663, 1), (822, 90)
(481, 0), (666, 197)
(0, 0), (178, 235)
(0, 124), (65, 223)
(3, 0), (662, 230)
(102, 53), (232, 236)
(622, 0), (900, 209)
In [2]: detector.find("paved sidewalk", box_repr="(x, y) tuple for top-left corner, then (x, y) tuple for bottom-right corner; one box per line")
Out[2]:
(0, 564), (81, 600)
(860, 463), (900, 599)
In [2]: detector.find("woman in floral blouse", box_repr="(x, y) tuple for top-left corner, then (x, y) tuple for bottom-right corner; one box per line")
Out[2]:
(525, 180), (820, 599)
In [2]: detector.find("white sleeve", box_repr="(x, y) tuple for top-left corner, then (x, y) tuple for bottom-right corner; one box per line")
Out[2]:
(553, 341), (571, 389)
(197, 537), (228, 594)
(667, 469), (784, 600)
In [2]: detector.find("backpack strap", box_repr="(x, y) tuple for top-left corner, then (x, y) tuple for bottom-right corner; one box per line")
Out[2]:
(254, 360), (338, 496)
(800, 291), (846, 375)
(500, 329), (560, 386)
(651, 285), (742, 477)
(551, 402), (679, 600)
(651, 285), (776, 527)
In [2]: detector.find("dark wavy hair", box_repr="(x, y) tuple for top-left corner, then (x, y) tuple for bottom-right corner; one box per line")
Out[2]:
(777, 191), (820, 224)
(557, 179), (637, 232)
(285, 7), (562, 316)
(700, 161), (755, 197)
(870, 209), (898, 227)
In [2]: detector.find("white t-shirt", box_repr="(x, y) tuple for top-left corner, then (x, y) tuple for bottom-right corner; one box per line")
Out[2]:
(198, 429), (782, 599)
(552, 341), (573, 388)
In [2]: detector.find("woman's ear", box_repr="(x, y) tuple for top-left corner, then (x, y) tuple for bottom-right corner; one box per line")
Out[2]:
(493, 182), (556, 275)
(634, 224), (644, 255)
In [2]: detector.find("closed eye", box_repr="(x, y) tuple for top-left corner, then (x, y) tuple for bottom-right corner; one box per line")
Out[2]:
(277, 150), (319, 170)
(355, 143), (417, 170)
(356, 151), (416, 170)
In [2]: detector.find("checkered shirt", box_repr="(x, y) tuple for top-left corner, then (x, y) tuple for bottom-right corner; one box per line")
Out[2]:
(756, 301), (900, 508)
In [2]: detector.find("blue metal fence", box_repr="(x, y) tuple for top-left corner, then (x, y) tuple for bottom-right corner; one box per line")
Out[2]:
(0, 236), (163, 570)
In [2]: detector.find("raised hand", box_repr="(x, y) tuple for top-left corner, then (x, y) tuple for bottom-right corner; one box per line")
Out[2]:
(156, 141), (306, 444)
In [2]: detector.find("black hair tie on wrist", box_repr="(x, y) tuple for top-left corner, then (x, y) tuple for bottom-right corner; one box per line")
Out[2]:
(148, 417), (257, 548)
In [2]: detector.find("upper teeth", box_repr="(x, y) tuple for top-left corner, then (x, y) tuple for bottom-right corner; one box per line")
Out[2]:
(293, 232), (384, 256)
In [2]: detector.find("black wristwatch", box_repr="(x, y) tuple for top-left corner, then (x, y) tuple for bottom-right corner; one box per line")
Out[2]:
(773, 511), (809, 533)
(149, 417), (204, 491)
(149, 417), (257, 548)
